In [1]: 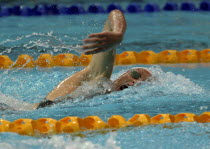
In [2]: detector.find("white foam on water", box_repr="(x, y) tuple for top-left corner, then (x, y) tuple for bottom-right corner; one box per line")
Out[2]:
(0, 92), (35, 111)
(62, 77), (113, 101)
(0, 65), (205, 111)
(147, 65), (204, 95)
(0, 32), (84, 55)
(111, 66), (204, 98)
(0, 133), (120, 149)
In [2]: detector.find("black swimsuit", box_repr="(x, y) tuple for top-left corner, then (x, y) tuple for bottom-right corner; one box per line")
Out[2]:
(36, 98), (54, 109)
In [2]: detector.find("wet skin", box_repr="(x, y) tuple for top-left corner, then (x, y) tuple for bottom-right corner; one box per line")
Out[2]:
(113, 68), (152, 91)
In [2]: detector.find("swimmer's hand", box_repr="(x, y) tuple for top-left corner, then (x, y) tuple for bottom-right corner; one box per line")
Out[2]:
(82, 32), (123, 55)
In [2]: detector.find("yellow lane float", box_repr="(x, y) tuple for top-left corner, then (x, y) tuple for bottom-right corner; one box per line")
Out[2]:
(178, 49), (199, 63)
(151, 114), (175, 124)
(0, 119), (10, 132)
(35, 54), (55, 67)
(54, 53), (78, 66)
(0, 55), (14, 69)
(158, 50), (178, 63)
(108, 115), (127, 128)
(127, 114), (151, 126)
(138, 51), (157, 64)
(82, 116), (108, 130)
(195, 112), (210, 123)
(174, 113), (198, 123)
(56, 116), (80, 133)
(199, 49), (210, 62)
(117, 51), (138, 65)
(13, 54), (35, 68)
(0, 49), (210, 69)
(0, 112), (209, 136)
(31, 118), (57, 135)
(9, 119), (34, 136)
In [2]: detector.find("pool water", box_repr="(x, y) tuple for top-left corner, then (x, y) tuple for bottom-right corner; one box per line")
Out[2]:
(1, 12), (210, 59)
(0, 12), (210, 149)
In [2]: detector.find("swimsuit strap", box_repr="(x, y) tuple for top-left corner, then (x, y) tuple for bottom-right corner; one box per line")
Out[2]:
(36, 98), (54, 109)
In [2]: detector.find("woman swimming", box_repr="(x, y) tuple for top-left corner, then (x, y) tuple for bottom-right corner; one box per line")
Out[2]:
(0, 10), (151, 110)
(34, 9), (152, 109)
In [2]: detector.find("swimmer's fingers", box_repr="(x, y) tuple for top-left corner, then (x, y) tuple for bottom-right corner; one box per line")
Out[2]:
(82, 32), (123, 53)
(88, 32), (110, 38)
(83, 37), (107, 44)
(82, 42), (107, 50)
(84, 48), (106, 55)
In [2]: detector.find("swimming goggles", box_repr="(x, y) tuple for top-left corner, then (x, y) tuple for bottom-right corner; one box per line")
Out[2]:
(130, 69), (141, 80)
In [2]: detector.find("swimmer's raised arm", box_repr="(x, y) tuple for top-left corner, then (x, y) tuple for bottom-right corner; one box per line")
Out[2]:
(83, 9), (126, 55)
(35, 10), (126, 107)
(83, 9), (126, 79)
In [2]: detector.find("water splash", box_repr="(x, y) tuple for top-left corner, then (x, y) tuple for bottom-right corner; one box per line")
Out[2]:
(0, 92), (35, 111)
(69, 77), (113, 100)
(0, 65), (206, 113)
(0, 132), (120, 149)
(148, 65), (204, 95)
(0, 32), (84, 56)
(112, 66), (204, 96)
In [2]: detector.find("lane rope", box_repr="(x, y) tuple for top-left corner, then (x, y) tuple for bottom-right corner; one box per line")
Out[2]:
(0, 1), (210, 17)
(0, 112), (209, 136)
(0, 49), (209, 69)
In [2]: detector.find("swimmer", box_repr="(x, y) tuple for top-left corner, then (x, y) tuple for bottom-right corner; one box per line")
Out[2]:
(0, 10), (151, 111)
(33, 9), (152, 109)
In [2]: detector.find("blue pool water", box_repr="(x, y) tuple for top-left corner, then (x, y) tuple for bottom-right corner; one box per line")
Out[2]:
(0, 12), (210, 149)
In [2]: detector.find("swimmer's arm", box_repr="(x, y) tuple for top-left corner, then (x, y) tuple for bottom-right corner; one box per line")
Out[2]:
(83, 9), (126, 79)
(33, 68), (92, 108)
(47, 10), (126, 101)
(42, 68), (91, 102)
(35, 10), (126, 106)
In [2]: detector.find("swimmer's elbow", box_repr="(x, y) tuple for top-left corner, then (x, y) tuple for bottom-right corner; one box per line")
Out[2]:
(109, 9), (125, 19)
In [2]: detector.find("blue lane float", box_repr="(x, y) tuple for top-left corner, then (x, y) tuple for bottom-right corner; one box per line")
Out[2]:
(180, 2), (197, 11)
(200, 0), (210, 11)
(20, 6), (33, 16)
(144, 3), (160, 12)
(88, 4), (105, 13)
(58, 5), (70, 15)
(10, 5), (21, 15)
(69, 4), (86, 15)
(163, 2), (178, 11)
(33, 4), (48, 16)
(0, 6), (11, 16)
(126, 3), (141, 13)
(57, 5), (86, 15)
(46, 4), (59, 15)
(2, 2), (210, 17)
(107, 3), (123, 12)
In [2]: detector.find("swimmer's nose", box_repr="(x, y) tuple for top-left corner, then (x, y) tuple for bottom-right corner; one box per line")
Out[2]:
(128, 81), (136, 86)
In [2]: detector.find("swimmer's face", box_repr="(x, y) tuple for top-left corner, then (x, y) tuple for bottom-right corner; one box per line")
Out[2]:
(113, 68), (152, 91)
